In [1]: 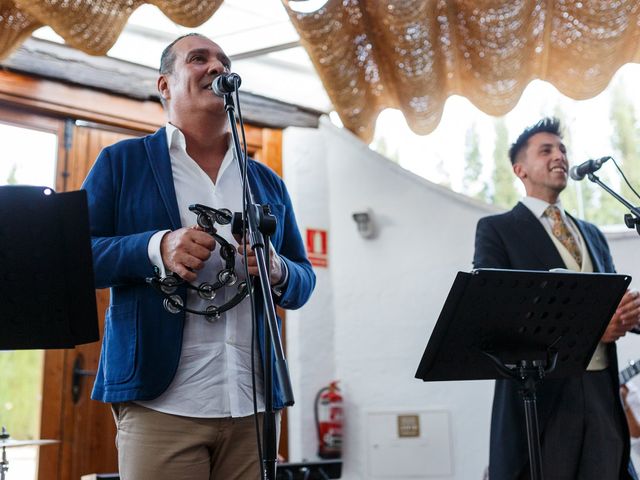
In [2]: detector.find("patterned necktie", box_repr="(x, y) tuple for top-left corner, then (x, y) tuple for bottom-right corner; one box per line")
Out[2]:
(544, 205), (582, 266)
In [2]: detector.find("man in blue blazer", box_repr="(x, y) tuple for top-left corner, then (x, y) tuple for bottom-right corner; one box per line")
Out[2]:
(82, 33), (315, 479)
(473, 118), (640, 480)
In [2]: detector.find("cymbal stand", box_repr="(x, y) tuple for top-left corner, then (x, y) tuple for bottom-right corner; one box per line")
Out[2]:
(1, 427), (9, 480)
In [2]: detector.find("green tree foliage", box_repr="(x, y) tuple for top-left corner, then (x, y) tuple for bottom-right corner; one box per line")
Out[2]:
(550, 99), (630, 226)
(371, 135), (399, 163)
(551, 106), (597, 220)
(0, 351), (44, 439)
(492, 117), (519, 208)
(575, 178), (624, 225)
(435, 155), (452, 188)
(609, 80), (640, 220)
(553, 106), (579, 214)
(573, 79), (640, 226)
(5, 163), (17, 185)
(463, 123), (490, 202)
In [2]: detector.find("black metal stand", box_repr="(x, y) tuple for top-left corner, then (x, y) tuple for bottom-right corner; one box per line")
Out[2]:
(276, 459), (342, 479)
(484, 351), (558, 480)
(416, 269), (631, 480)
(0, 186), (98, 479)
(587, 172), (640, 236)
(523, 384), (543, 480)
(0, 186), (99, 349)
(0, 428), (7, 480)
(222, 89), (294, 480)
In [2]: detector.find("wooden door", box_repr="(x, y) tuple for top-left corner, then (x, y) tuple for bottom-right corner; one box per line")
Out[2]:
(0, 104), (65, 480)
(39, 122), (144, 480)
(37, 121), (288, 479)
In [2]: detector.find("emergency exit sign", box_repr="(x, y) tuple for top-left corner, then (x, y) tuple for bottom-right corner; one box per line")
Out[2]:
(306, 229), (328, 268)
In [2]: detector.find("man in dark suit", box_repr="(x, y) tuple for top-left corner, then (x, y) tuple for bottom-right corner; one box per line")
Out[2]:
(473, 117), (640, 480)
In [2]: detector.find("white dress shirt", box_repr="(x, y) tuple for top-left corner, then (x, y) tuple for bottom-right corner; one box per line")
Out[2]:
(138, 123), (264, 418)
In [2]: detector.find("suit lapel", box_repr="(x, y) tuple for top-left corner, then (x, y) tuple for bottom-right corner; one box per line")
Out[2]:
(511, 202), (566, 269)
(144, 128), (181, 230)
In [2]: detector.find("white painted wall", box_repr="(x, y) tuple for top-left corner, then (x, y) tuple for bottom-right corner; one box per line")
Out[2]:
(283, 125), (337, 463)
(608, 231), (640, 467)
(323, 120), (497, 480)
(608, 231), (640, 368)
(283, 118), (640, 479)
(284, 119), (498, 479)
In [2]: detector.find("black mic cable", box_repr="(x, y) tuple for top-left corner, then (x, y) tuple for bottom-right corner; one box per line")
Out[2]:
(610, 156), (640, 201)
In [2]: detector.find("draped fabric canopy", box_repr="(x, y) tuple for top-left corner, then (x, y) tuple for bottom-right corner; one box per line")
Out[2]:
(0, 1), (639, 142)
(0, 0), (223, 58)
(283, 0), (640, 142)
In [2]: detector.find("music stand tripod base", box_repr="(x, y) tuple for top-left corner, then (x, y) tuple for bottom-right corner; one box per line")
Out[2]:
(415, 269), (630, 480)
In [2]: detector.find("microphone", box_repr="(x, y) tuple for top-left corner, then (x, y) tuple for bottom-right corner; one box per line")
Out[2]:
(569, 156), (611, 181)
(211, 73), (241, 96)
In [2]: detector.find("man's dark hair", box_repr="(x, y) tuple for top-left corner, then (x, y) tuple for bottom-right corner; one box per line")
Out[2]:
(159, 32), (208, 75)
(508, 117), (562, 165)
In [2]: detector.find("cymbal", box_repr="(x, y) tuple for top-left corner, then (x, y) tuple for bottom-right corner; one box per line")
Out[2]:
(0, 438), (59, 448)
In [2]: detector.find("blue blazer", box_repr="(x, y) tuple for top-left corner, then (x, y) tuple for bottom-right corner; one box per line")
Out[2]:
(473, 202), (633, 480)
(82, 128), (315, 407)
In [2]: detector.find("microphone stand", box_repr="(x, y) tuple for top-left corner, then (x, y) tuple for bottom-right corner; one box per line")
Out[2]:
(587, 172), (640, 236)
(222, 89), (295, 480)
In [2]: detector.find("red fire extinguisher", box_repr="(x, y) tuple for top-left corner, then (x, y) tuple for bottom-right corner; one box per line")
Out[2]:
(315, 381), (343, 459)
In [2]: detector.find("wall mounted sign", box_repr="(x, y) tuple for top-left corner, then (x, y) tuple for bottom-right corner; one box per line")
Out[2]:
(306, 228), (328, 268)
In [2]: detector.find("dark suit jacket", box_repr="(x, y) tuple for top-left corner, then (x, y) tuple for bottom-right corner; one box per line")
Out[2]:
(473, 201), (632, 480)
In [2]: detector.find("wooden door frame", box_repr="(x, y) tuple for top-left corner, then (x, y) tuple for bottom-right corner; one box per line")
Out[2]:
(0, 104), (67, 479)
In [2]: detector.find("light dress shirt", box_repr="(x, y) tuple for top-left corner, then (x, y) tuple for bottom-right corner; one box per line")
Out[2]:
(138, 123), (265, 417)
(520, 196), (608, 370)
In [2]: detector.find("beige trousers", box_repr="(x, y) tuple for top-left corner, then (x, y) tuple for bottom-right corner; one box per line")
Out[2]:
(112, 402), (276, 480)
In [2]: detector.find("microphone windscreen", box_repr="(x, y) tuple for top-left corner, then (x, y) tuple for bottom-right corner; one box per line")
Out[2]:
(569, 165), (583, 181)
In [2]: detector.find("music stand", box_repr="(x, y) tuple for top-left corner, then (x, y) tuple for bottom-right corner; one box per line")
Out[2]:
(415, 268), (631, 480)
(0, 185), (99, 480)
(0, 185), (98, 349)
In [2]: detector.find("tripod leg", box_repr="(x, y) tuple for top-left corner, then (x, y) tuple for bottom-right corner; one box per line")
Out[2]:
(1, 446), (7, 480)
(263, 411), (277, 479)
(523, 395), (544, 480)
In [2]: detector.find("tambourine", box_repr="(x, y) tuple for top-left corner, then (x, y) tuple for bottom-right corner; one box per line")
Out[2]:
(146, 203), (250, 321)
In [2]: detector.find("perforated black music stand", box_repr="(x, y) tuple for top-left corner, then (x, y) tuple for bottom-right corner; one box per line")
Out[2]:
(0, 185), (99, 349)
(415, 268), (631, 480)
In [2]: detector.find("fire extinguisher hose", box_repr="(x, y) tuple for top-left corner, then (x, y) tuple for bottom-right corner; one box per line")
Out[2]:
(314, 386), (329, 443)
